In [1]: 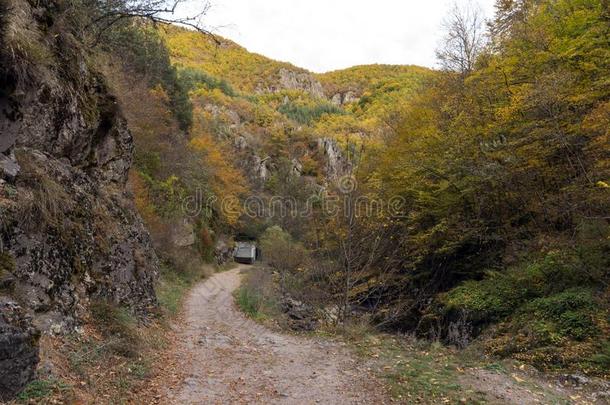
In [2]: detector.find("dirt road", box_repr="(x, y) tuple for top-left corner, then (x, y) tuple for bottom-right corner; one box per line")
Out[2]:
(164, 266), (389, 404)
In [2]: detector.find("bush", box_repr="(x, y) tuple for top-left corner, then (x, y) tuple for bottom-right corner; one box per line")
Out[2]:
(521, 288), (599, 341)
(443, 251), (596, 323)
(259, 226), (308, 272)
(442, 251), (608, 371)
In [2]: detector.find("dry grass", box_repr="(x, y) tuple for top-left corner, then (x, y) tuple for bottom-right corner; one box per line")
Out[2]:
(14, 150), (74, 231)
(3, 0), (57, 87)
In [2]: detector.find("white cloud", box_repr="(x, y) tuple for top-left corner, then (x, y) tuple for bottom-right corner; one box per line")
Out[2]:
(180, 0), (497, 73)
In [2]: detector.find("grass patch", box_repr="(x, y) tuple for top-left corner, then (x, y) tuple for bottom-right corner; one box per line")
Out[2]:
(483, 362), (507, 373)
(235, 287), (266, 319)
(156, 261), (211, 316)
(233, 266), (279, 321)
(17, 378), (71, 403)
(90, 300), (140, 358)
(351, 334), (482, 403)
(588, 340), (610, 372)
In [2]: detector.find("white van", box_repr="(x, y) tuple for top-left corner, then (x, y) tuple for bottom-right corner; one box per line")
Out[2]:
(234, 243), (257, 264)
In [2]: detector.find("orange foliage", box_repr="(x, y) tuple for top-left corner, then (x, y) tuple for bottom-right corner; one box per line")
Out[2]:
(189, 108), (248, 225)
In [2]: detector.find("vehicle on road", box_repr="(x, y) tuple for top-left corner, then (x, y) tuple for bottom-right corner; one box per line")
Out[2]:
(233, 242), (258, 264)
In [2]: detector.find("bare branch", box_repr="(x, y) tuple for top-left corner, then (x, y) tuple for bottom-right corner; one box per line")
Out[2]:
(83, 0), (218, 46)
(436, 1), (487, 75)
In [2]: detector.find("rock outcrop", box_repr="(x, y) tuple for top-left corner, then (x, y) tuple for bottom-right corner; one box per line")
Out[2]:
(255, 68), (325, 99)
(0, 0), (159, 397)
(278, 68), (325, 98)
(317, 138), (351, 179)
(330, 90), (359, 106)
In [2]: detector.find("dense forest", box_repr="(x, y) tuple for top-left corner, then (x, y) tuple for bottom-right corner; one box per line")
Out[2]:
(0, 0), (608, 402)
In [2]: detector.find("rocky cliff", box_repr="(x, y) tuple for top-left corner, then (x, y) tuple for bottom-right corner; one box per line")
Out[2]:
(0, 0), (159, 398)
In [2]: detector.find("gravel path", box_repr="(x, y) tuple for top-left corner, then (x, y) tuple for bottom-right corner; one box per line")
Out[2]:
(165, 266), (389, 404)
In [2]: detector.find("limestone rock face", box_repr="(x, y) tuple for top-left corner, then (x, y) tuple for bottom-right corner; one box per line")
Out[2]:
(0, 14), (159, 320)
(331, 90), (359, 106)
(275, 68), (325, 98)
(317, 138), (351, 179)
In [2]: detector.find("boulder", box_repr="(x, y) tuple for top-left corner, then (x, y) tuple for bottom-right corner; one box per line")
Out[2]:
(280, 296), (318, 331)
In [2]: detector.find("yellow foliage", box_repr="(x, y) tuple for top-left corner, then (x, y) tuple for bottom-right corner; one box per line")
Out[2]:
(161, 25), (305, 92)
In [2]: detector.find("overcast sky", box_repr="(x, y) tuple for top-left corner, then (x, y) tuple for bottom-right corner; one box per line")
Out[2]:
(181, 0), (497, 73)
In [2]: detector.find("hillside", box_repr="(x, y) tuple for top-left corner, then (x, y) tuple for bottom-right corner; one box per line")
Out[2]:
(318, 63), (433, 99)
(161, 25), (316, 94)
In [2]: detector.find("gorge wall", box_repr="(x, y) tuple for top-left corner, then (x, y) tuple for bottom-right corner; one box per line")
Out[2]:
(0, 0), (159, 398)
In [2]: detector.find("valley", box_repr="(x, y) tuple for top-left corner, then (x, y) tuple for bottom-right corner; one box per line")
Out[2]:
(0, 0), (608, 403)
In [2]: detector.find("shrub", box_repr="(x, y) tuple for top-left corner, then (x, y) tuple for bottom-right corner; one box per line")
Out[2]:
(443, 251), (608, 370)
(521, 288), (599, 341)
(443, 251), (596, 324)
(259, 226), (308, 272)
